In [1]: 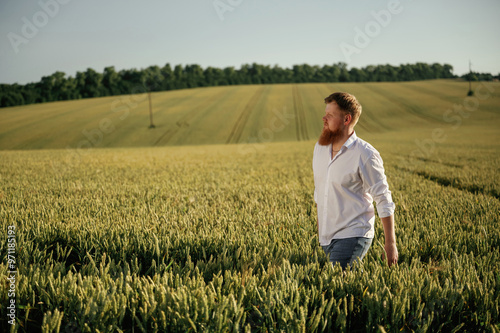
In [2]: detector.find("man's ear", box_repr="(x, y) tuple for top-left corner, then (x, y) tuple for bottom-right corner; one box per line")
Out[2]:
(344, 114), (352, 125)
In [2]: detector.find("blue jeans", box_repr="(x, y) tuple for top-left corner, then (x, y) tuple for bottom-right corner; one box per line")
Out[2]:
(322, 237), (373, 269)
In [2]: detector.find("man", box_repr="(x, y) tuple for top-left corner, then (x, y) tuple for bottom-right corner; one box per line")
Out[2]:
(312, 92), (398, 269)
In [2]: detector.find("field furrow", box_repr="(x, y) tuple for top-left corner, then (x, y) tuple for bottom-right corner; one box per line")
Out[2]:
(226, 86), (265, 144)
(292, 84), (309, 141)
(362, 83), (443, 124)
(154, 88), (229, 145)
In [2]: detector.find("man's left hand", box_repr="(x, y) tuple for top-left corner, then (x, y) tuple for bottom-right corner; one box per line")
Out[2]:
(383, 242), (398, 267)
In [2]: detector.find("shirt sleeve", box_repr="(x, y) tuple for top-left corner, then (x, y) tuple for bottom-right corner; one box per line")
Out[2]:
(359, 151), (395, 218)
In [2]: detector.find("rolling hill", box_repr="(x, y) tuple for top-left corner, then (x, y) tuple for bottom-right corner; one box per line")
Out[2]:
(0, 80), (498, 150)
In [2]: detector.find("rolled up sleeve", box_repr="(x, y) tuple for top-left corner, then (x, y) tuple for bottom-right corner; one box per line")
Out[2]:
(360, 152), (395, 218)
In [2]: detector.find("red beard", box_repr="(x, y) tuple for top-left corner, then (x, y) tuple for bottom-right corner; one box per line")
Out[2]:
(318, 125), (342, 146)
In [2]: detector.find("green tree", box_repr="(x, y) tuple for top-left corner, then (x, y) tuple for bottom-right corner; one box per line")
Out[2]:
(442, 64), (454, 78)
(144, 65), (164, 91)
(337, 62), (350, 82)
(185, 64), (204, 88)
(237, 64), (252, 84)
(249, 63), (263, 84)
(322, 64), (340, 82)
(102, 66), (120, 96)
(0, 88), (24, 107)
(292, 65), (306, 83)
(312, 65), (325, 82)
(204, 67), (217, 86)
(161, 63), (174, 90)
(75, 68), (102, 98)
(173, 65), (186, 89)
(348, 68), (366, 82)
(223, 67), (239, 85)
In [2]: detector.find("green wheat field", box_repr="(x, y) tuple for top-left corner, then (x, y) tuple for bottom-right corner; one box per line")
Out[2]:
(1, 80), (499, 332)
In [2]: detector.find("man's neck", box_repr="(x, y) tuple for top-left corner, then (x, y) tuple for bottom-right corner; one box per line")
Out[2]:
(332, 129), (354, 152)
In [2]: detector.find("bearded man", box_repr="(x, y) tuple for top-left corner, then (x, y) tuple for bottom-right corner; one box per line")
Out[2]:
(312, 92), (398, 269)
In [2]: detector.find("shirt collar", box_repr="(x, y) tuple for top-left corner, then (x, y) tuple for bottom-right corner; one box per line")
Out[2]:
(343, 131), (358, 150)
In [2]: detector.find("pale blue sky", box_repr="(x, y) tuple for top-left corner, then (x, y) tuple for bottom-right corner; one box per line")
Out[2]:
(0, 0), (499, 84)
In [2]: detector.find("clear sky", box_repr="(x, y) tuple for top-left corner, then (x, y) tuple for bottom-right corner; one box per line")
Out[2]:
(0, 0), (499, 84)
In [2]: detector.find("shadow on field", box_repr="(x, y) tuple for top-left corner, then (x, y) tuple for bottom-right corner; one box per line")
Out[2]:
(29, 234), (326, 283)
(395, 166), (499, 200)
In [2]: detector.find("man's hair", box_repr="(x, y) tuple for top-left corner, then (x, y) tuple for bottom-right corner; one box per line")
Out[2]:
(324, 92), (362, 126)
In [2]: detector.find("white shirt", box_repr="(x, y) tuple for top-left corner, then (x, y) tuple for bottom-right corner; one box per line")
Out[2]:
(313, 132), (395, 246)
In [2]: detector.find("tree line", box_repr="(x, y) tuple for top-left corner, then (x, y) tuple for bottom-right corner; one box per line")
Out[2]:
(0, 62), (496, 108)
